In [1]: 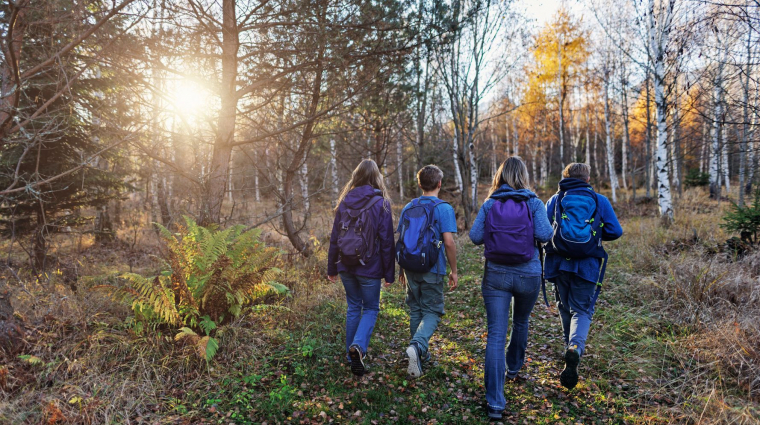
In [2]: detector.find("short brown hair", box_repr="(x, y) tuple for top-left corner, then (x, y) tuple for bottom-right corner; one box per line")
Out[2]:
(562, 163), (591, 181)
(417, 165), (444, 192)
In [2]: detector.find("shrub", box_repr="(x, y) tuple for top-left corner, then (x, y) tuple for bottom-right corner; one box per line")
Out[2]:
(721, 191), (760, 244)
(684, 169), (710, 187)
(106, 217), (286, 360)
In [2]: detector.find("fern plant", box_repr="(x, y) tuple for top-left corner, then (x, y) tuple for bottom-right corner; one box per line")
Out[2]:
(104, 216), (287, 360)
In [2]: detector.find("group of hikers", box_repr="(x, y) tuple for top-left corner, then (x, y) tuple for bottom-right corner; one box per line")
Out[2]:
(326, 156), (623, 420)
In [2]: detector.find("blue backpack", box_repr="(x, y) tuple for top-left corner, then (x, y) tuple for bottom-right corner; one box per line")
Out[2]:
(546, 188), (606, 259)
(396, 199), (447, 273)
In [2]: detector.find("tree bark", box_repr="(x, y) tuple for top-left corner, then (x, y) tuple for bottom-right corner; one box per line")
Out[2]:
(199, 0), (239, 226)
(649, 0), (675, 221)
(621, 72), (634, 198)
(603, 74), (618, 203)
(330, 138), (339, 207)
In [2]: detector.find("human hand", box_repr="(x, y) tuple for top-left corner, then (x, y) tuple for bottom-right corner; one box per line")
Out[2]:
(448, 272), (458, 291)
(398, 271), (406, 286)
(384, 280), (393, 288)
(327, 275), (337, 283)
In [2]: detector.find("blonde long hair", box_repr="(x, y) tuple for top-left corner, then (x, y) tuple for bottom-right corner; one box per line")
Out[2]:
(334, 159), (391, 212)
(487, 156), (530, 197)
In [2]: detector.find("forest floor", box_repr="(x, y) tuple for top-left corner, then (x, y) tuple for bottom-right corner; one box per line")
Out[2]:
(167, 229), (758, 425)
(174, 238), (671, 424)
(2, 190), (759, 424)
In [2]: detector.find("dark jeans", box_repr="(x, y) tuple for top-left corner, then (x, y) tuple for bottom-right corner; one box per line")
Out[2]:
(405, 270), (445, 355)
(481, 264), (541, 411)
(341, 272), (381, 357)
(551, 271), (598, 357)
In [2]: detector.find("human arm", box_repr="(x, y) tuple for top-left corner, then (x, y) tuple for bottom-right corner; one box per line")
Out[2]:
(598, 196), (623, 241)
(443, 232), (458, 290)
(531, 198), (553, 243)
(468, 200), (491, 245)
(379, 200), (396, 284)
(327, 209), (341, 280)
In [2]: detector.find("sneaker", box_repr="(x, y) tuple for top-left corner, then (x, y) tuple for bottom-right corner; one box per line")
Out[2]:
(486, 406), (504, 420)
(406, 343), (423, 378)
(560, 347), (580, 389)
(348, 345), (366, 376)
(506, 373), (527, 383)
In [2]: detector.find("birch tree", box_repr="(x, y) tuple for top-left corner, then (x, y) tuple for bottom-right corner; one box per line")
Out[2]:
(647, 0), (678, 221)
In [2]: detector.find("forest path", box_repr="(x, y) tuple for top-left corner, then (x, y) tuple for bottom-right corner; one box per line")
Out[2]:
(194, 238), (664, 424)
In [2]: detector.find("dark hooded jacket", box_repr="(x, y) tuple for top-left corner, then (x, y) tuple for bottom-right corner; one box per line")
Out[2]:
(327, 185), (395, 283)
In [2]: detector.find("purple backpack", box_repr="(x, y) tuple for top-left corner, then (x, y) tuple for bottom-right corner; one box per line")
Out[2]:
(484, 198), (534, 264)
(337, 196), (384, 266)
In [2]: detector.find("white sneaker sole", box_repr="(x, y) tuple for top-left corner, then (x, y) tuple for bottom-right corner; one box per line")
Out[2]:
(406, 346), (422, 378)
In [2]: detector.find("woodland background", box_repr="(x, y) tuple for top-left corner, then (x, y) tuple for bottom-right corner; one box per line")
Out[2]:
(0, 0), (759, 423)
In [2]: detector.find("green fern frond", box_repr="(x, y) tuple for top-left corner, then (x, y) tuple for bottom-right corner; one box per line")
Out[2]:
(198, 336), (219, 361)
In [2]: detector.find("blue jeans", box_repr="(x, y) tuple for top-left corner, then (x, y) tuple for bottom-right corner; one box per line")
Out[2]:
(552, 271), (598, 357)
(405, 271), (445, 355)
(341, 273), (381, 357)
(481, 264), (541, 411)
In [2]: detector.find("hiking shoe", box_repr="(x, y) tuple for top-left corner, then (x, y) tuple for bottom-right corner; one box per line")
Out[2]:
(560, 347), (580, 389)
(406, 343), (423, 378)
(486, 406), (504, 420)
(348, 345), (366, 376)
(506, 373), (528, 383)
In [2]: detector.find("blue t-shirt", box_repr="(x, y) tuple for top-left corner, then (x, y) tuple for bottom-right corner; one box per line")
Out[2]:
(397, 196), (458, 275)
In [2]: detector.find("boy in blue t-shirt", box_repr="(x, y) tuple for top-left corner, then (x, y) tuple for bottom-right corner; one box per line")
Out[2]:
(396, 165), (458, 378)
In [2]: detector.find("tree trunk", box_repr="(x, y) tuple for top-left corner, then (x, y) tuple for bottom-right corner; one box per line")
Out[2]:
(453, 134), (464, 192)
(739, 22), (751, 206)
(512, 116), (519, 157)
(280, 52), (324, 257)
(621, 73), (634, 199)
(557, 39), (565, 169)
(300, 150), (309, 212)
(157, 174), (171, 227)
(710, 61), (724, 199)
(330, 139), (339, 207)
(199, 0), (238, 226)
(585, 102), (591, 166)
(397, 134), (404, 199)
(0, 4), (27, 143)
(645, 69), (652, 198)
(649, 0), (674, 221)
(593, 111), (600, 177)
(32, 207), (47, 274)
(722, 127), (731, 194)
(603, 76), (618, 203)
(541, 117), (548, 187)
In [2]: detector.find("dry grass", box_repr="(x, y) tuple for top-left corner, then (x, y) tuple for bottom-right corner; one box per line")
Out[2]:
(610, 187), (760, 423)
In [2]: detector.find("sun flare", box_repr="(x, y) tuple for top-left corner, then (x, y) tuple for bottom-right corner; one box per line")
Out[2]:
(170, 78), (209, 120)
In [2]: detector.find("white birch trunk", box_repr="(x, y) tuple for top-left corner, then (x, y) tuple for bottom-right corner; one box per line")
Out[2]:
(603, 77), (618, 203)
(300, 151), (309, 212)
(469, 139), (478, 207)
(512, 117), (519, 157)
(648, 0), (675, 221)
(722, 130), (731, 193)
(710, 73), (722, 199)
(254, 170), (260, 202)
(453, 135), (464, 192)
(585, 103), (591, 166)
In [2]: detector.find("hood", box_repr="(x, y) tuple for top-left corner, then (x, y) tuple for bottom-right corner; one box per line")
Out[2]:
(489, 184), (536, 202)
(343, 185), (383, 209)
(558, 178), (593, 192)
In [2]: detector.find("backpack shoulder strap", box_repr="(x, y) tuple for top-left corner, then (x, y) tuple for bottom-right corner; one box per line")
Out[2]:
(359, 196), (384, 214)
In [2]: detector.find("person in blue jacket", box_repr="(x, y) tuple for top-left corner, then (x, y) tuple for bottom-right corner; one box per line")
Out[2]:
(327, 159), (395, 376)
(469, 156), (553, 421)
(545, 163), (623, 389)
